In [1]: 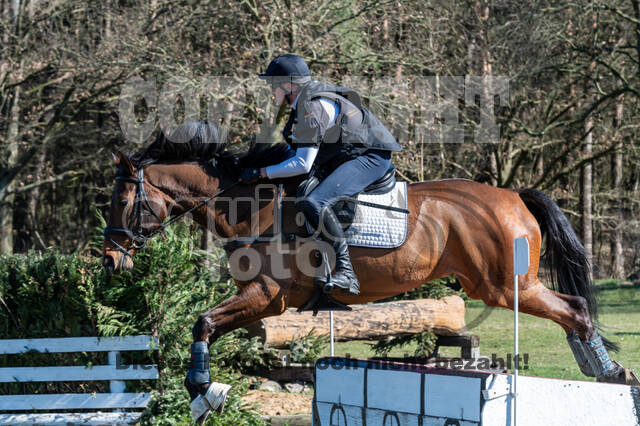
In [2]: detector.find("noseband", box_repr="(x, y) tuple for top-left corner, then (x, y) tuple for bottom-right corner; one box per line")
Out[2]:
(103, 168), (237, 259)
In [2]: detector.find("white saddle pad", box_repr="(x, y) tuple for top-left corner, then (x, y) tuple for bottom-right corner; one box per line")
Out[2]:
(344, 181), (409, 248)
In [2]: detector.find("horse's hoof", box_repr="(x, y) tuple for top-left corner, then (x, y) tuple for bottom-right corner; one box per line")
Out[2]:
(190, 381), (232, 424)
(596, 361), (637, 385)
(624, 368), (640, 386)
(191, 393), (213, 425)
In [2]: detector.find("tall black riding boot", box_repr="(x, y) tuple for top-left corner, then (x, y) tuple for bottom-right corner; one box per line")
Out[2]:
(328, 237), (360, 295)
(317, 206), (360, 295)
(297, 199), (360, 295)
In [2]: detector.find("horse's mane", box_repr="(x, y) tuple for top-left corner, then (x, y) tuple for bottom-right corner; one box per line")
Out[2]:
(129, 120), (293, 176)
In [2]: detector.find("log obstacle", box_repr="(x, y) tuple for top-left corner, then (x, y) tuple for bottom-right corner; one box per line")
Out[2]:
(246, 296), (466, 349)
(312, 357), (640, 425)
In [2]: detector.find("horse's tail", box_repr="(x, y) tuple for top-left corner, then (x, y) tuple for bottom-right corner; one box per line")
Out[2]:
(516, 188), (618, 351)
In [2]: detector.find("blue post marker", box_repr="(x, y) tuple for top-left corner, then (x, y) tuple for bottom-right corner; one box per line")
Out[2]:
(512, 237), (530, 426)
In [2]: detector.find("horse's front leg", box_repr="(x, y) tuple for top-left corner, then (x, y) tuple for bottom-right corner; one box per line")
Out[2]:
(185, 273), (288, 423)
(194, 274), (288, 342)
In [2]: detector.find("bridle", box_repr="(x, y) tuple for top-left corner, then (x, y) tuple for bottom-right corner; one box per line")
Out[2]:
(103, 167), (237, 259)
(103, 169), (161, 258)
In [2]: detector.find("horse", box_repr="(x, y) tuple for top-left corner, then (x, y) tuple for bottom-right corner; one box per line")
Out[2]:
(102, 121), (638, 422)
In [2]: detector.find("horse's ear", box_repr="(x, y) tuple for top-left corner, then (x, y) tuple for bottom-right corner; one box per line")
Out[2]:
(115, 149), (135, 175)
(112, 152), (120, 164)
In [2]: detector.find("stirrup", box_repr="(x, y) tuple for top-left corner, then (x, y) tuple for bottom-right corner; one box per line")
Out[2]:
(190, 381), (232, 424)
(314, 248), (359, 295)
(298, 280), (352, 315)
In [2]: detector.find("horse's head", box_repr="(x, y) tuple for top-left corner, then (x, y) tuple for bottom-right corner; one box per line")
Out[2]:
(102, 151), (169, 273)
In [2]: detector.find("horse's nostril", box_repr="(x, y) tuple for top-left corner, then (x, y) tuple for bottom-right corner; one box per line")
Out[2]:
(102, 255), (114, 272)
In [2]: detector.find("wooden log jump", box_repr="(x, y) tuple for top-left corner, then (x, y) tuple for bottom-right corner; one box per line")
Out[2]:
(246, 296), (466, 349)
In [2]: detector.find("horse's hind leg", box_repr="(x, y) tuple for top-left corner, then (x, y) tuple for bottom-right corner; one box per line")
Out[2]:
(516, 281), (594, 337)
(458, 273), (594, 336)
(466, 275), (636, 384)
(512, 283), (602, 377)
(516, 280), (638, 384)
(552, 291), (640, 385)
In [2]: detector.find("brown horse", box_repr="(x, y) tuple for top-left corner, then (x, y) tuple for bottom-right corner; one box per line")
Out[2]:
(102, 130), (638, 420)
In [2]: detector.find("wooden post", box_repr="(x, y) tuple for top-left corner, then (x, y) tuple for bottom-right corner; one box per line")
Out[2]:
(108, 351), (126, 393)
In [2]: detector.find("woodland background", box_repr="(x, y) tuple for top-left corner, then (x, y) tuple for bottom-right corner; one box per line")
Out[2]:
(2, 1), (640, 423)
(2, 0), (640, 278)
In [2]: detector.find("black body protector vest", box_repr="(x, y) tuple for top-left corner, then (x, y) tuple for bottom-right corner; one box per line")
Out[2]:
(282, 81), (402, 171)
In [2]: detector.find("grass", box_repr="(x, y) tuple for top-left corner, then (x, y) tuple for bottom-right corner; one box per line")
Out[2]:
(322, 281), (640, 382)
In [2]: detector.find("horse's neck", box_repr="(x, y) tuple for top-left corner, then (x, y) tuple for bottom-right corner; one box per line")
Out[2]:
(146, 164), (277, 240)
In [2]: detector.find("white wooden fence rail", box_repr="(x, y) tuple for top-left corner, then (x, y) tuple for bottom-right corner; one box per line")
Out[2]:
(0, 393), (151, 410)
(0, 335), (159, 425)
(0, 365), (158, 382)
(0, 335), (157, 354)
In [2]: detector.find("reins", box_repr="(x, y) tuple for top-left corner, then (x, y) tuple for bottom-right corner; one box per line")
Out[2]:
(104, 166), (407, 260)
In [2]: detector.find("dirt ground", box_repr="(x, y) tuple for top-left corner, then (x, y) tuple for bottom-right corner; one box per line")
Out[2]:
(242, 390), (313, 416)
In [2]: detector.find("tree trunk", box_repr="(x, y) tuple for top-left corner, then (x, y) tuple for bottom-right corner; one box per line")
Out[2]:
(26, 149), (47, 250)
(1, 0), (22, 254)
(2, 0), (8, 45)
(0, 83), (20, 254)
(245, 297), (467, 348)
(10, 0), (20, 21)
(579, 5), (598, 271)
(612, 101), (624, 279)
(104, 0), (111, 41)
(536, 151), (544, 180)
(476, 0), (497, 185)
(581, 117), (593, 269)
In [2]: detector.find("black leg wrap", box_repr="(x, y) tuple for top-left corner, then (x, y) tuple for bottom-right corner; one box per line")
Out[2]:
(186, 341), (210, 385)
(567, 330), (595, 377)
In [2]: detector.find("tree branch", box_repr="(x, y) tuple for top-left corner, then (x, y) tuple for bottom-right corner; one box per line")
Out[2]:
(311, 0), (390, 43)
(5, 170), (84, 198)
(540, 144), (620, 191)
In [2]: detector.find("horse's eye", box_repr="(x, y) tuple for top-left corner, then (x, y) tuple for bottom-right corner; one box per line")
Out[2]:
(120, 199), (129, 207)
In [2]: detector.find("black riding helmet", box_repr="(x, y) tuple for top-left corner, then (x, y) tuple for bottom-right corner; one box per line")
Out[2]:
(259, 54), (311, 89)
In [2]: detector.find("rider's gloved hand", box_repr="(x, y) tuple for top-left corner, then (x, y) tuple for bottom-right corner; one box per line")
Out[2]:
(239, 168), (261, 183)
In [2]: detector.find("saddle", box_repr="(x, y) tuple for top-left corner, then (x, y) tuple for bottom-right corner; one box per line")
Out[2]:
(296, 165), (397, 230)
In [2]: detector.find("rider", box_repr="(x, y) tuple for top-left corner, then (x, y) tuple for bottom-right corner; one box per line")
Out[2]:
(240, 54), (402, 295)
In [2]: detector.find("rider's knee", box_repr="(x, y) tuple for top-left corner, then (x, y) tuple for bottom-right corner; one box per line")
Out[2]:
(296, 197), (322, 218)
